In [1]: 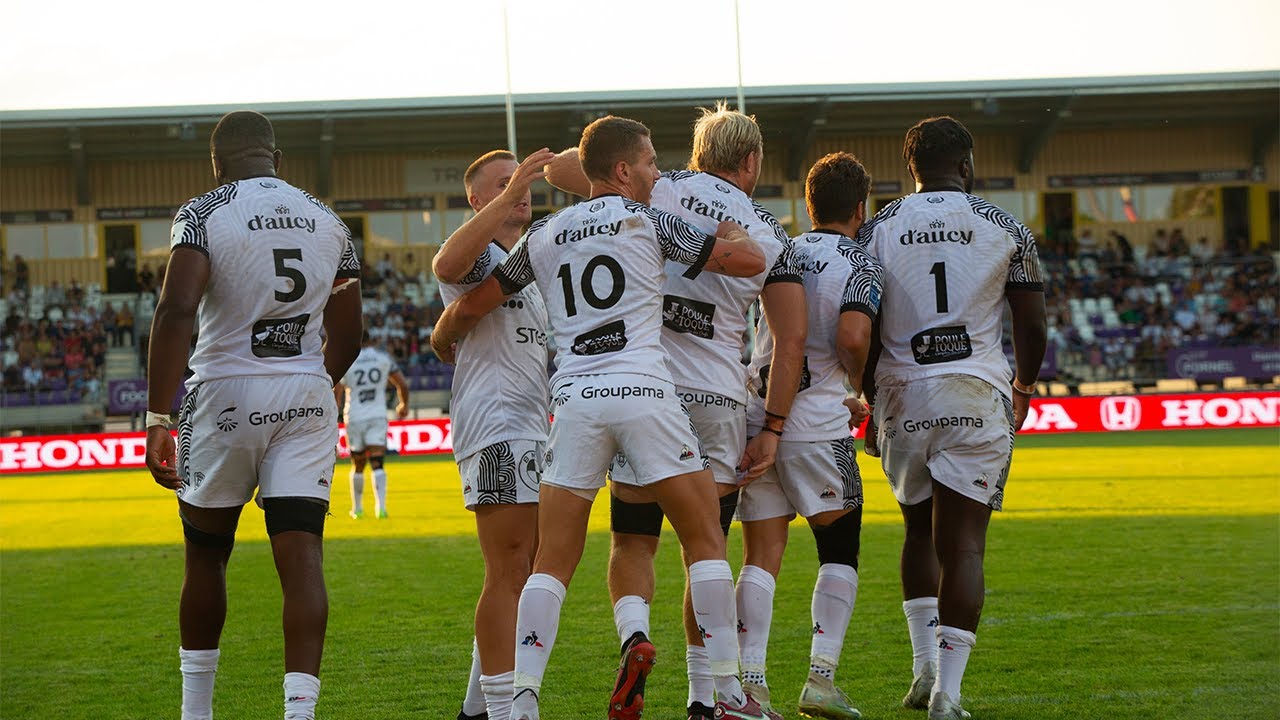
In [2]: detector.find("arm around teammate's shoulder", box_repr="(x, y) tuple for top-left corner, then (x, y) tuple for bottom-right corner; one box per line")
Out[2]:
(703, 220), (765, 277)
(322, 282), (362, 386)
(430, 274), (510, 364)
(543, 148), (591, 198)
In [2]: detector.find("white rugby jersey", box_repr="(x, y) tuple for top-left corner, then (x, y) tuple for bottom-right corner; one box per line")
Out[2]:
(493, 195), (715, 384)
(747, 231), (883, 441)
(441, 240), (551, 459)
(170, 178), (360, 385)
(649, 170), (803, 402)
(341, 346), (400, 424)
(857, 191), (1044, 392)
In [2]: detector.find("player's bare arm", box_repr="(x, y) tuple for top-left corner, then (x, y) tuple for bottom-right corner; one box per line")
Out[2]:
(543, 147), (591, 197)
(333, 382), (346, 412)
(322, 282), (363, 386)
(836, 311), (873, 397)
(145, 246), (209, 489)
(1006, 288), (1048, 430)
(738, 282), (807, 482)
(433, 148), (555, 283)
(861, 319), (882, 456)
(389, 369), (410, 419)
(704, 220), (766, 277)
(430, 274), (509, 363)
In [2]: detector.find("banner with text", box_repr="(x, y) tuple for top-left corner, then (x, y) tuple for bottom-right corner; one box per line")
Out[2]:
(1166, 346), (1280, 380)
(2, 393), (1276, 474)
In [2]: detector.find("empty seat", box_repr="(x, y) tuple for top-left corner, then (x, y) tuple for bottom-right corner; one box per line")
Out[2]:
(1155, 378), (1197, 393)
(1223, 376), (1248, 390)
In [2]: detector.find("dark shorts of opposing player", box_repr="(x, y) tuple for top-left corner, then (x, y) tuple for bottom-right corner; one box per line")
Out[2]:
(176, 374), (338, 509)
(874, 374), (1014, 510)
(457, 439), (545, 510)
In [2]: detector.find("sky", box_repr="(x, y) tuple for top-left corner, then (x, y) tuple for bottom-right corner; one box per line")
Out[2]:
(2, 0), (1278, 111)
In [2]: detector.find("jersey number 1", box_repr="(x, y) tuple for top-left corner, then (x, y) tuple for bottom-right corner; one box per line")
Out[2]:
(273, 248), (306, 302)
(557, 256), (625, 317)
(929, 261), (949, 314)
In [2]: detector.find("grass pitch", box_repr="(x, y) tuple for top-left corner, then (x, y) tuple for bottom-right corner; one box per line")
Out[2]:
(1, 428), (1277, 719)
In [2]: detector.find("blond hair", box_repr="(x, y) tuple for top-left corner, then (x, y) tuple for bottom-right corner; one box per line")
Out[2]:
(689, 101), (762, 175)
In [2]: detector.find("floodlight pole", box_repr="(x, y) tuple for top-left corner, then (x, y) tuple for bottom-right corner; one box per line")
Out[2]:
(734, 0), (745, 113)
(503, 0), (517, 155)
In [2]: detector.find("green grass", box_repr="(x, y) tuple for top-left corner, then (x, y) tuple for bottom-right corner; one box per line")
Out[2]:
(2, 429), (1278, 718)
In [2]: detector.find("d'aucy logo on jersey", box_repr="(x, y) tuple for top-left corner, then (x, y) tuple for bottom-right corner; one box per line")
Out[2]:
(251, 313), (309, 358)
(247, 213), (316, 233)
(679, 195), (749, 229)
(899, 220), (973, 246)
(911, 325), (973, 365)
(662, 294), (716, 339)
(571, 319), (628, 356)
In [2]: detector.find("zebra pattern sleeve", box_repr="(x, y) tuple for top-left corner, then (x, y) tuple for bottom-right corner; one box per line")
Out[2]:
(169, 184), (237, 256)
(493, 237), (535, 295)
(839, 243), (884, 318)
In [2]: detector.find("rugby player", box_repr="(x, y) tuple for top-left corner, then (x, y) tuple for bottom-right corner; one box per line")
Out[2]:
(431, 115), (773, 720)
(858, 116), (1047, 720)
(145, 110), (363, 720)
(334, 330), (409, 519)
(734, 152), (883, 720)
(545, 102), (807, 720)
(432, 147), (556, 720)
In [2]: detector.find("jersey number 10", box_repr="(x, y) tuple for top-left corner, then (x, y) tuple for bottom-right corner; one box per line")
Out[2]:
(557, 255), (626, 317)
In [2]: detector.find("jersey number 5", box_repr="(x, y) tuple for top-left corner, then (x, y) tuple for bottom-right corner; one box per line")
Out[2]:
(273, 248), (307, 303)
(557, 256), (625, 317)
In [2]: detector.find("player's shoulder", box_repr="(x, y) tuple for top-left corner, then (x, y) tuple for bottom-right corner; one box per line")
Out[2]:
(176, 182), (239, 223)
(963, 193), (1033, 242)
(749, 199), (792, 246)
(853, 195), (908, 246)
(836, 235), (882, 273)
(661, 169), (700, 184)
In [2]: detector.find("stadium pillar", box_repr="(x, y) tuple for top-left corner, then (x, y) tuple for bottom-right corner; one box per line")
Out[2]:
(1248, 184), (1270, 250)
(317, 118), (335, 200)
(68, 127), (90, 207)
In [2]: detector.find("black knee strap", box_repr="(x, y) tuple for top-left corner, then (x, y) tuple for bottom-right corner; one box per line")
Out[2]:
(262, 497), (328, 537)
(367, 454), (384, 470)
(719, 490), (740, 536)
(610, 493), (664, 537)
(810, 506), (863, 570)
(181, 515), (235, 549)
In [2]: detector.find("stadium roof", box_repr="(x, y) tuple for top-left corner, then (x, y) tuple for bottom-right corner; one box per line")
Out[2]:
(3, 71), (1276, 181)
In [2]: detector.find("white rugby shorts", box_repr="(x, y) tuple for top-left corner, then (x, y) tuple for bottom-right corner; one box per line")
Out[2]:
(176, 374), (338, 508)
(610, 388), (744, 487)
(874, 374), (1014, 510)
(737, 436), (863, 521)
(345, 417), (389, 453)
(458, 439), (544, 510)
(544, 373), (708, 492)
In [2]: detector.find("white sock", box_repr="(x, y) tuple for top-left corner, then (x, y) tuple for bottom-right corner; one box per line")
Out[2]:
(462, 637), (486, 715)
(735, 564), (776, 688)
(283, 672), (320, 720)
(934, 625), (976, 700)
(179, 646), (219, 720)
(513, 573), (566, 701)
(612, 595), (650, 645)
(688, 559), (744, 705)
(481, 670), (514, 720)
(686, 644), (714, 709)
(372, 468), (388, 514)
(809, 564), (857, 681)
(904, 597), (940, 675)
(350, 471), (364, 514)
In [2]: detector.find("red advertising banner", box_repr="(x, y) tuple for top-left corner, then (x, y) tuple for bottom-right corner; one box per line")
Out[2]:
(0, 393), (1276, 474)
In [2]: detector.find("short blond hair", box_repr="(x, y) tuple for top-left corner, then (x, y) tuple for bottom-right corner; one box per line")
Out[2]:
(689, 101), (762, 175)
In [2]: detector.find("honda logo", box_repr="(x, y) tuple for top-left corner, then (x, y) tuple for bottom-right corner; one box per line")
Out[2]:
(1099, 396), (1141, 431)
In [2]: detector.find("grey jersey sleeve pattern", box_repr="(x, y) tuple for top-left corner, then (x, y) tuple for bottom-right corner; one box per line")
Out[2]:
(626, 201), (715, 278)
(336, 238), (361, 281)
(493, 236), (536, 295)
(966, 195), (1045, 291)
(170, 183), (238, 256)
(838, 241), (884, 318)
(764, 241), (804, 285)
(751, 200), (793, 245)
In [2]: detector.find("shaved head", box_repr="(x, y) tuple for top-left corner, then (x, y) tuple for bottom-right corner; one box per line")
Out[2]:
(211, 111), (275, 158)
